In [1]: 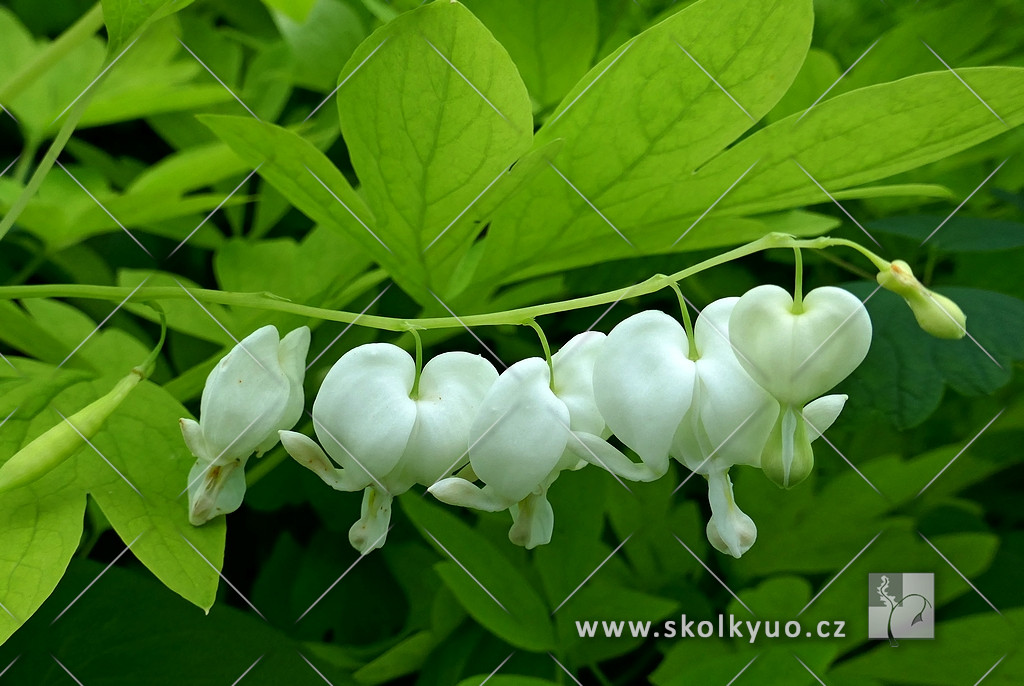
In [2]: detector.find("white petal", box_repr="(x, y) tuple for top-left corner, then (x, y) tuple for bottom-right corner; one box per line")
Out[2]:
(729, 285), (872, 404)
(312, 343), (417, 486)
(802, 394), (848, 442)
(469, 358), (569, 503)
(593, 311), (695, 476)
(187, 459), (246, 526)
(509, 491), (555, 549)
(705, 469), (757, 558)
(551, 331), (607, 436)
(348, 486), (393, 554)
(429, 478), (510, 511)
(394, 352), (498, 489)
(567, 431), (663, 482)
(279, 430), (367, 491)
(256, 325), (311, 456)
(179, 418), (209, 462)
(200, 325), (290, 461)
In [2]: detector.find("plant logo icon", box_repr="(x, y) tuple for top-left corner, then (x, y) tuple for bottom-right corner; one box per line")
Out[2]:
(868, 573), (935, 645)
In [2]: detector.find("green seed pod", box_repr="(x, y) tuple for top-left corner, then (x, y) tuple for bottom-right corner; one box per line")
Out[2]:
(0, 368), (144, 493)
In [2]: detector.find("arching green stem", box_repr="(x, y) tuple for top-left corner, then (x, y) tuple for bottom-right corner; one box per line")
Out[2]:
(0, 234), (892, 332)
(409, 328), (424, 398)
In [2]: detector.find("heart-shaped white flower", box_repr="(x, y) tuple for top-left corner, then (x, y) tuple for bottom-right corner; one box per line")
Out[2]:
(280, 343), (496, 552)
(728, 285), (871, 405)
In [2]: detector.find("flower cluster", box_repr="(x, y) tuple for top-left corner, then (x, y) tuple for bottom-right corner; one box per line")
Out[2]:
(182, 281), (877, 558)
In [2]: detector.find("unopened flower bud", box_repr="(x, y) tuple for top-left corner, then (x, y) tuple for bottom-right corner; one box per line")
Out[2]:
(877, 260), (966, 340)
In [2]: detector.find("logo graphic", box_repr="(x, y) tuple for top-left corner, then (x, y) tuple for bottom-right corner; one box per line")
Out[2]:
(868, 573), (934, 646)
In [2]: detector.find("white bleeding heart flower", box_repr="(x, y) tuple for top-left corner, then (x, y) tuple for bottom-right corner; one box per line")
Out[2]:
(280, 343), (497, 553)
(728, 285), (871, 405)
(181, 325), (309, 526)
(430, 332), (611, 549)
(728, 285), (869, 488)
(591, 311), (697, 480)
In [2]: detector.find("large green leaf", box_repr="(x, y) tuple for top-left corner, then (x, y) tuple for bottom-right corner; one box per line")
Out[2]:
(401, 496), (556, 652)
(475, 0), (814, 284)
(336, 0), (533, 298)
(101, 0), (195, 54)
(462, 0), (599, 108)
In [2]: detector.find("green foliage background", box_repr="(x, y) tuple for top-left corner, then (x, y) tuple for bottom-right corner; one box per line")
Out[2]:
(1, 0), (1022, 683)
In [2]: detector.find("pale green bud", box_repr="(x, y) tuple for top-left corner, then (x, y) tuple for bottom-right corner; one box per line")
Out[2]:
(876, 260), (966, 340)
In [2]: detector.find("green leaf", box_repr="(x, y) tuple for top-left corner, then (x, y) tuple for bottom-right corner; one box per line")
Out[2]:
(2, 559), (349, 684)
(401, 496), (556, 651)
(766, 48), (841, 123)
(272, 0), (367, 91)
(337, 0), (533, 298)
(869, 215), (1024, 253)
(475, 0), (814, 284)
(843, 286), (1024, 429)
(462, 0), (599, 108)
(101, 0), (195, 55)
(457, 677), (559, 686)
